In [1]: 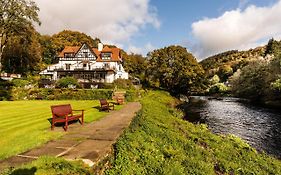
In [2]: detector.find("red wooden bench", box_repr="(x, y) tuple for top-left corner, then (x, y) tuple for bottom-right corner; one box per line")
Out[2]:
(112, 91), (125, 105)
(51, 104), (84, 131)
(99, 99), (114, 112)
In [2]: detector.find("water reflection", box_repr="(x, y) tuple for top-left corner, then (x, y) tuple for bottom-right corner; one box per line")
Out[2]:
(183, 96), (281, 159)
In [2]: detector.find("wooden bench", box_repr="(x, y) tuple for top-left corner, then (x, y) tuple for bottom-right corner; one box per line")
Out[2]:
(51, 104), (84, 131)
(99, 99), (114, 112)
(112, 91), (126, 105)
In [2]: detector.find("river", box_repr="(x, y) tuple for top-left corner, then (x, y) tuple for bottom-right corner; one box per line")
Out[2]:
(183, 96), (281, 159)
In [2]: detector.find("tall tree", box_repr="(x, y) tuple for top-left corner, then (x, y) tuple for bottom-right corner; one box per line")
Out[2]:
(122, 52), (146, 78)
(264, 38), (281, 57)
(3, 26), (43, 74)
(51, 30), (101, 53)
(39, 35), (57, 64)
(146, 45), (205, 95)
(0, 0), (40, 72)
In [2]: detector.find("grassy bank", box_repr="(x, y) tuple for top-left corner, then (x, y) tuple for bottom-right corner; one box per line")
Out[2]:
(0, 100), (120, 160)
(105, 91), (281, 174)
(1, 156), (91, 175)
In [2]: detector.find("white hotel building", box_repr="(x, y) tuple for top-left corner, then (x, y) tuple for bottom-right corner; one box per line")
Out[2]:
(40, 43), (128, 83)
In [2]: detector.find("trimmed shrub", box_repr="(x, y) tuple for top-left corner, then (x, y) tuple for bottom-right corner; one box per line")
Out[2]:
(113, 79), (134, 89)
(98, 83), (115, 89)
(55, 77), (79, 88)
(11, 79), (30, 87)
(11, 88), (113, 100)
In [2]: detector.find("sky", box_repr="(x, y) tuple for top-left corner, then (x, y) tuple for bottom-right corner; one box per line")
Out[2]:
(34, 0), (281, 60)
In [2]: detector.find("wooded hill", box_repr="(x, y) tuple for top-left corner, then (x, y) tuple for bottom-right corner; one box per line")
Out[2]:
(200, 38), (281, 82)
(200, 46), (266, 80)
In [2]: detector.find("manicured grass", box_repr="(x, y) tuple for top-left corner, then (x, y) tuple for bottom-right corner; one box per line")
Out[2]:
(105, 91), (281, 175)
(0, 100), (121, 160)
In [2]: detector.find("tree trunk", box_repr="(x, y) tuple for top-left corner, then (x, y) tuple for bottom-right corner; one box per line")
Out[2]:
(0, 32), (7, 73)
(0, 34), (2, 72)
(0, 49), (2, 72)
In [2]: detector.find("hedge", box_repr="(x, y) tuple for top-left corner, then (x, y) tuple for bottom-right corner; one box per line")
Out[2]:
(9, 87), (147, 101)
(11, 88), (113, 100)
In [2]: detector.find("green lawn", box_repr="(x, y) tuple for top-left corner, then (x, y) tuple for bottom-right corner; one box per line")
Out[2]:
(0, 100), (119, 160)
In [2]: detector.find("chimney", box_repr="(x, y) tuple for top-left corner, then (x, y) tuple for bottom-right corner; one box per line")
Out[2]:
(98, 43), (103, 51)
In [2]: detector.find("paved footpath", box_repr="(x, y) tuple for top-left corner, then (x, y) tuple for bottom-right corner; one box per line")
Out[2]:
(0, 102), (141, 171)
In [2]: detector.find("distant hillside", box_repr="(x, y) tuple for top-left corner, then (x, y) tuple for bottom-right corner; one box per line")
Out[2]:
(200, 46), (266, 80)
(200, 38), (281, 84)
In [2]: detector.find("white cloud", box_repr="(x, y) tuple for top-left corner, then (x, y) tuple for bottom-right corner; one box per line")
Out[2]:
(127, 45), (143, 55)
(191, 0), (281, 59)
(238, 0), (250, 9)
(34, 0), (160, 45)
(127, 42), (156, 55)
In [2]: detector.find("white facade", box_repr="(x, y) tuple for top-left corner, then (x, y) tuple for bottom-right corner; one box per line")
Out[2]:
(40, 43), (128, 83)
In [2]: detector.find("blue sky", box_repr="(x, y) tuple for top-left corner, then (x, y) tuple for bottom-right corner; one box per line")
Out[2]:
(129, 0), (280, 59)
(35, 0), (281, 59)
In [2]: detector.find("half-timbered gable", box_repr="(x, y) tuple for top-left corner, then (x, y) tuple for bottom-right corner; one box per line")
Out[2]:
(40, 43), (128, 84)
(75, 43), (96, 60)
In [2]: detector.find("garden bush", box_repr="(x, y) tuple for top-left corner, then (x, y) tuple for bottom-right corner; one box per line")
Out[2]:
(113, 79), (134, 89)
(0, 80), (12, 100)
(11, 88), (114, 100)
(55, 76), (80, 88)
(11, 79), (30, 87)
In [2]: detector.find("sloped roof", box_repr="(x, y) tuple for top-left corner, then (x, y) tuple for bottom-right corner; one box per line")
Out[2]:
(101, 46), (112, 52)
(111, 48), (121, 61)
(92, 47), (121, 62)
(58, 45), (122, 62)
(92, 48), (100, 59)
(58, 46), (80, 57)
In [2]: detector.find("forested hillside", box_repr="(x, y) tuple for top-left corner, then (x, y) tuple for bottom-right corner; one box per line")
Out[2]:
(200, 38), (281, 82)
(200, 46), (265, 81)
(200, 38), (281, 105)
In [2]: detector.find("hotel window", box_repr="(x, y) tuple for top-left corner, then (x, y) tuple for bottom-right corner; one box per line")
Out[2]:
(101, 53), (111, 60)
(64, 53), (73, 58)
(83, 52), (88, 58)
(104, 63), (109, 69)
(66, 64), (71, 70)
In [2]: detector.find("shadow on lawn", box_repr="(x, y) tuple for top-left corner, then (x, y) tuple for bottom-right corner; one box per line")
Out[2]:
(46, 118), (81, 130)
(92, 105), (101, 111)
(9, 167), (37, 175)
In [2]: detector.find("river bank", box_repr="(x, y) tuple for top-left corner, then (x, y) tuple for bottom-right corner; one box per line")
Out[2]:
(182, 96), (281, 159)
(105, 91), (281, 174)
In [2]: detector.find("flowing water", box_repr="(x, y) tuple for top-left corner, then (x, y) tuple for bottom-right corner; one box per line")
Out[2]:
(184, 96), (281, 159)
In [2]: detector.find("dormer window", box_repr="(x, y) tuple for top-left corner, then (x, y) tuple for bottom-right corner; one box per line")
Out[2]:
(101, 52), (111, 60)
(64, 53), (74, 58)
